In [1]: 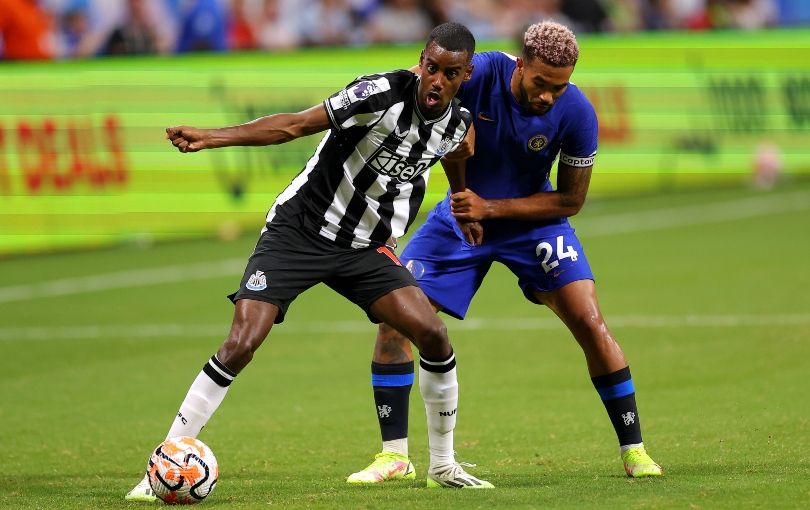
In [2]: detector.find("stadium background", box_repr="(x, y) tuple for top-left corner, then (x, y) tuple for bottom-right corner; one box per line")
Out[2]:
(1, 1), (809, 508)
(2, 0), (810, 254)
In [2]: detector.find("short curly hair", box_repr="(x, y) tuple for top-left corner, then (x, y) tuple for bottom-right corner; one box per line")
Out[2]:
(522, 21), (579, 68)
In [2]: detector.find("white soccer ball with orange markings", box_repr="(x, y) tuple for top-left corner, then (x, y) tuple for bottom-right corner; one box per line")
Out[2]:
(147, 436), (218, 505)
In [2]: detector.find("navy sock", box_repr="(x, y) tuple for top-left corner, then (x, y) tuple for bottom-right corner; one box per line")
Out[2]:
(371, 361), (414, 441)
(592, 366), (643, 446)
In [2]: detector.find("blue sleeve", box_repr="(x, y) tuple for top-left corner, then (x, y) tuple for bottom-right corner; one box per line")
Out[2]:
(458, 52), (499, 107)
(559, 93), (598, 167)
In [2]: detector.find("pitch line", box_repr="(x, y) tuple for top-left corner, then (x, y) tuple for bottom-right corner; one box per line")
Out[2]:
(0, 258), (245, 304)
(1, 313), (808, 341)
(0, 190), (808, 304)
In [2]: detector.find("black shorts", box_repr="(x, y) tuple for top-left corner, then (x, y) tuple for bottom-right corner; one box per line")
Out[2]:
(228, 223), (417, 324)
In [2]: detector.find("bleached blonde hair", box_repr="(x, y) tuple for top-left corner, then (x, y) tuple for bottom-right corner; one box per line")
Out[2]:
(523, 21), (579, 68)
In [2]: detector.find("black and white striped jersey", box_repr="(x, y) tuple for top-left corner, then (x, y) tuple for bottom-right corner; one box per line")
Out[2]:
(263, 70), (472, 249)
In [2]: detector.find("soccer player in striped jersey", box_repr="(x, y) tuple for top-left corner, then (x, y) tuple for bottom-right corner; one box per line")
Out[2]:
(126, 22), (494, 502)
(349, 21), (663, 484)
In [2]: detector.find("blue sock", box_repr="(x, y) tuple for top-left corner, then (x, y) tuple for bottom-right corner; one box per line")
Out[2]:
(592, 366), (643, 446)
(371, 361), (414, 441)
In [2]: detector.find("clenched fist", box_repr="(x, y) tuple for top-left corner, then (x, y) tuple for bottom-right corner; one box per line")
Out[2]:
(166, 126), (210, 153)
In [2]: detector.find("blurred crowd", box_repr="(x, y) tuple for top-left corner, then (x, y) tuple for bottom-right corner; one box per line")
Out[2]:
(1, 0), (808, 60)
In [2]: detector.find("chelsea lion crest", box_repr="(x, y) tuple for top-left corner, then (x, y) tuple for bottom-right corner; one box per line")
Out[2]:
(528, 134), (548, 152)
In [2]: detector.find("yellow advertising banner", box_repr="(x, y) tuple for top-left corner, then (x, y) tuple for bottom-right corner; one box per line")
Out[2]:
(1, 30), (808, 255)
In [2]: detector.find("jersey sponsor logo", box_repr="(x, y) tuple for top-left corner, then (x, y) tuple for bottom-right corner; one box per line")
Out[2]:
(246, 270), (267, 291)
(477, 111), (496, 122)
(436, 136), (454, 156)
(528, 134), (548, 151)
(560, 152), (596, 167)
(368, 146), (429, 182)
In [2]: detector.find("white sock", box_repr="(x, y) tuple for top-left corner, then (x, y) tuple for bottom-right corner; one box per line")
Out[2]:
(419, 353), (458, 471)
(382, 438), (408, 457)
(620, 442), (644, 455)
(165, 355), (235, 439)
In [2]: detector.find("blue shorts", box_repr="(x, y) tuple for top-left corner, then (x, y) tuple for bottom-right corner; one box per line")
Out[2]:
(401, 209), (593, 320)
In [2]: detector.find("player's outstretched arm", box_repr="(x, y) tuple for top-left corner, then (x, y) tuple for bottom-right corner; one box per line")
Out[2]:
(450, 162), (592, 222)
(166, 104), (332, 153)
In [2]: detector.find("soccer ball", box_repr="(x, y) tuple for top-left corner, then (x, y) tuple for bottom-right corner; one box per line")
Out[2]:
(147, 436), (218, 504)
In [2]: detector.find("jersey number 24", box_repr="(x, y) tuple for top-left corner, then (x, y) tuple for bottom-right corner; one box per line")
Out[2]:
(535, 235), (579, 273)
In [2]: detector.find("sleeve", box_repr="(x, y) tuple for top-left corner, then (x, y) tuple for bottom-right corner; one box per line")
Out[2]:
(323, 72), (399, 131)
(559, 94), (598, 168)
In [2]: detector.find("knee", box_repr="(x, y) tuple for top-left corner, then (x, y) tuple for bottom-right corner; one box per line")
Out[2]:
(218, 325), (266, 372)
(411, 320), (449, 358)
(568, 312), (611, 344)
(418, 320), (448, 343)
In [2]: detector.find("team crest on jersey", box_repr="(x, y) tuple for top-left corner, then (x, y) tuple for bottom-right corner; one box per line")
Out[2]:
(435, 136), (454, 156)
(246, 270), (267, 291)
(527, 134), (548, 152)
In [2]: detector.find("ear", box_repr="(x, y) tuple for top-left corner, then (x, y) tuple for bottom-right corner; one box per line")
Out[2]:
(419, 50), (425, 68)
(464, 63), (474, 81)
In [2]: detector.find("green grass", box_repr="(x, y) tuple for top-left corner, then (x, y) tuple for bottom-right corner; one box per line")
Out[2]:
(2, 182), (810, 508)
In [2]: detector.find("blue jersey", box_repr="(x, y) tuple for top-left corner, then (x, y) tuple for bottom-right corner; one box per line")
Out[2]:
(402, 52), (598, 318)
(438, 51), (598, 240)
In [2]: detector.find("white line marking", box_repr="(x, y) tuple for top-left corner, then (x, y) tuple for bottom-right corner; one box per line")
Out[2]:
(0, 258), (245, 304)
(0, 190), (808, 304)
(1, 314), (808, 341)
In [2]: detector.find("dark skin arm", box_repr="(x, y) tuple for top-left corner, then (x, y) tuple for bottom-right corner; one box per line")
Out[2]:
(442, 156), (484, 245)
(166, 104), (332, 152)
(440, 121), (474, 193)
(439, 104), (483, 245)
(450, 162), (592, 222)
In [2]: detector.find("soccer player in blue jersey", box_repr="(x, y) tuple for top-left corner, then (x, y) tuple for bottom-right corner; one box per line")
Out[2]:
(348, 21), (663, 484)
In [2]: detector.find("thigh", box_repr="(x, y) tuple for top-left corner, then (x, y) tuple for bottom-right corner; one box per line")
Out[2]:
(326, 245), (419, 323)
(496, 227), (594, 305)
(369, 285), (444, 340)
(400, 214), (491, 320)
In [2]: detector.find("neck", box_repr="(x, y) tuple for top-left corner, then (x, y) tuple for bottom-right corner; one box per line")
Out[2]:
(510, 65), (521, 102)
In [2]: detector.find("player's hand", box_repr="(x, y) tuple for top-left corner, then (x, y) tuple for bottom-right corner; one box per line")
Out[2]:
(166, 125), (210, 153)
(442, 122), (475, 162)
(451, 188), (489, 222)
(458, 220), (483, 246)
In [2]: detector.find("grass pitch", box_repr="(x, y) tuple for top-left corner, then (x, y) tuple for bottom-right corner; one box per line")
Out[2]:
(1, 181), (809, 509)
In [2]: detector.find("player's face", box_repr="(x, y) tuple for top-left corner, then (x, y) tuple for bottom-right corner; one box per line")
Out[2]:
(417, 41), (473, 119)
(514, 57), (574, 115)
